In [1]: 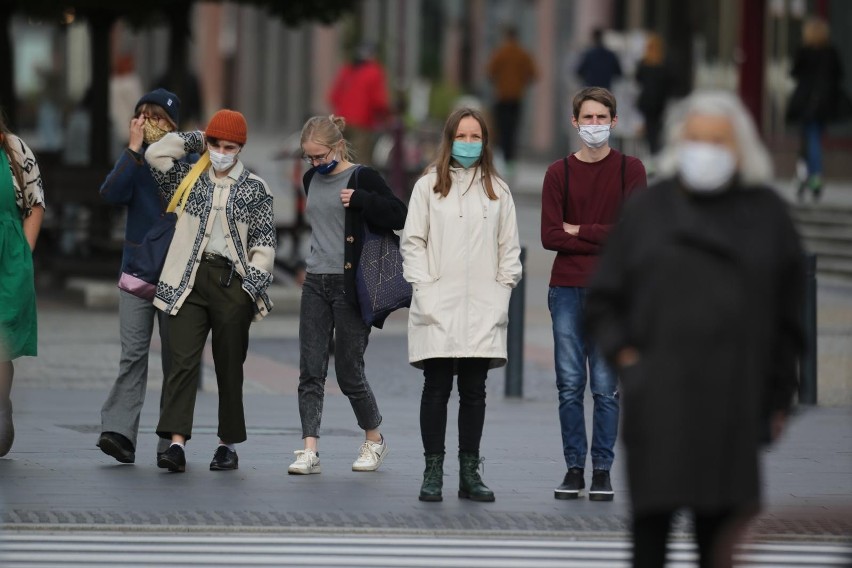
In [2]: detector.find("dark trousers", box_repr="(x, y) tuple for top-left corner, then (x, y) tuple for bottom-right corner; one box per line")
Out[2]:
(494, 100), (522, 163)
(420, 357), (490, 454)
(632, 508), (740, 568)
(156, 257), (254, 443)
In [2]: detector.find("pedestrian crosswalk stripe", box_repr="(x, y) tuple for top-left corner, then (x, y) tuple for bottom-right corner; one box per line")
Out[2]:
(1, 533), (850, 567)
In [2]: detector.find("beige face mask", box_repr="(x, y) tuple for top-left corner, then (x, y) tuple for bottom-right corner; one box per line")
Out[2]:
(142, 121), (171, 144)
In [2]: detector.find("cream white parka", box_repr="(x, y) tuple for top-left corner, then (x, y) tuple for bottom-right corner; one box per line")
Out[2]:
(401, 167), (522, 369)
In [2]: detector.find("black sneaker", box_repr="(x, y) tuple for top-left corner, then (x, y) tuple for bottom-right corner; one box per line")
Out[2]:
(209, 446), (239, 471)
(97, 432), (135, 464)
(589, 469), (614, 501)
(157, 444), (186, 473)
(554, 467), (584, 500)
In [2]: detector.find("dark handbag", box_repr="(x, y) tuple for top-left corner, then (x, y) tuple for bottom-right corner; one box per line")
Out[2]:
(352, 167), (412, 327)
(117, 153), (209, 300)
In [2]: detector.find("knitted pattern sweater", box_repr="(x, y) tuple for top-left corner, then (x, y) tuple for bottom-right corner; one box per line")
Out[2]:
(146, 131), (276, 320)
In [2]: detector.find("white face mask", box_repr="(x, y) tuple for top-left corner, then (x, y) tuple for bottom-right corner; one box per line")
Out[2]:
(677, 141), (737, 193)
(577, 124), (612, 148)
(209, 149), (238, 172)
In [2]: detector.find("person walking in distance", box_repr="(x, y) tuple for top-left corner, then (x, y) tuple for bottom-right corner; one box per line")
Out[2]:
(401, 107), (522, 502)
(0, 111), (45, 457)
(147, 109), (276, 473)
(288, 115), (406, 476)
(585, 90), (804, 568)
(97, 88), (188, 464)
(541, 87), (646, 501)
(486, 25), (538, 172)
(328, 43), (390, 166)
(576, 29), (622, 90)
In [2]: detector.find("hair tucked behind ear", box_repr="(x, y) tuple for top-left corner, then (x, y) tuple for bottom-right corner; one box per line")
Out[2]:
(300, 114), (353, 162)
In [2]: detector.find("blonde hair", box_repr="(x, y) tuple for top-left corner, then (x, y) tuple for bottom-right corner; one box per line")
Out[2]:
(658, 90), (773, 186)
(300, 114), (353, 162)
(802, 17), (830, 48)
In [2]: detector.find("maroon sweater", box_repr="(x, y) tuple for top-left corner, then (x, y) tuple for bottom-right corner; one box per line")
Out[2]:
(540, 149), (646, 287)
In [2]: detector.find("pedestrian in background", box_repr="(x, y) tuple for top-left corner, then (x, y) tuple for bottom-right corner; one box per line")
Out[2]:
(96, 88), (187, 465)
(786, 16), (849, 202)
(585, 90), (804, 568)
(288, 115), (406, 476)
(576, 28), (622, 90)
(486, 25), (538, 174)
(0, 111), (45, 457)
(635, 33), (673, 158)
(401, 107), (522, 503)
(541, 87), (646, 502)
(328, 43), (390, 166)
(146, 109), (276, 473)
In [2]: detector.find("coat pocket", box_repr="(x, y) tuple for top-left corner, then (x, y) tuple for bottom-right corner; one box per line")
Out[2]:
(493, 281), (512, 327)
(409, 279), (440, 326)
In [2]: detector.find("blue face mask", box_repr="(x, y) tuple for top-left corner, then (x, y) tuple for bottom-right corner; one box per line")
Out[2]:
(451, 141), (482, 168)
(315, 155), (339, 175)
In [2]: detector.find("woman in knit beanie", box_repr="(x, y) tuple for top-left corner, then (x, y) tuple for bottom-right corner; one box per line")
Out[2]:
(145, 109), (276, 473)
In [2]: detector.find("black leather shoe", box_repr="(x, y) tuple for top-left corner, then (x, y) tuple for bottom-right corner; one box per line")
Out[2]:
(157, 444), (186, 473)
(210, 446), (238, 471)
(97, 432), (135, 464)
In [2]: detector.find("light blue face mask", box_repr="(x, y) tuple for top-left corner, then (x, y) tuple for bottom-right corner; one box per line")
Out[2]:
(451, 141), (483, 168)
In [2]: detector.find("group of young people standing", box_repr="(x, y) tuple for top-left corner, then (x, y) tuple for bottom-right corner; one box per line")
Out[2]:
(2, 82), (803, 568)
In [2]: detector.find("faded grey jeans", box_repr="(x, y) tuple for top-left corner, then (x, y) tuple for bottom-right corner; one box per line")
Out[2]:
(100, 290), (170, 453)
(298, 273), (382, 438)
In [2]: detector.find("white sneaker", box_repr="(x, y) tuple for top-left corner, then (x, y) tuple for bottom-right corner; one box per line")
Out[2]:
(352, 437), (388, 472)
(288, 449), (321, 475)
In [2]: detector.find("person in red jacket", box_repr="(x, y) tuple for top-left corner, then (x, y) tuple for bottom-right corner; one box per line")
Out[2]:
(540, 87), (646, 503)
(328, 43), (390, 166)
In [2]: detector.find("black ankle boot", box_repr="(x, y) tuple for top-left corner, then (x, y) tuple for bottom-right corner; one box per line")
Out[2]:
(458, 451), (495, 502)
(419, 453), (444, 502)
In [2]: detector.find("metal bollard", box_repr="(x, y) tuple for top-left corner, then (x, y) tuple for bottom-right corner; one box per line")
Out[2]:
(505, 247), (526, 398)
(799, 252), (817, 405)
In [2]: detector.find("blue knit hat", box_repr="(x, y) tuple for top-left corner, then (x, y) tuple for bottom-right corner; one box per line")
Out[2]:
(135, 88), (180, 126)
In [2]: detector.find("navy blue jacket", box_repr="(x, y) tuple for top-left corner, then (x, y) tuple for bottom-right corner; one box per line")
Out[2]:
(99, 147), (196, 274)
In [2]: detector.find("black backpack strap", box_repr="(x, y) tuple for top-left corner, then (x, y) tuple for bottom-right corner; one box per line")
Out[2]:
(562, 157), (570, 222)
(621, 153), (626, 197)
(302, 168), (316, 195)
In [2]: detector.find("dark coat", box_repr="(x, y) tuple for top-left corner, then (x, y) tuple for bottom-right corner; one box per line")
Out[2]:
(786, 45), (847, 123)
(585, 179), (804, 516)
(303, 165), (407, 328)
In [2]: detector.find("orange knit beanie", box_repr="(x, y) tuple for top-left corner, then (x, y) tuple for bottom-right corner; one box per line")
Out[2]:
(205, 109), (247, 145)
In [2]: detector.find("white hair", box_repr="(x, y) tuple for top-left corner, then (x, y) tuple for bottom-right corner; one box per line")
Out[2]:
(657, 90), (773, 186)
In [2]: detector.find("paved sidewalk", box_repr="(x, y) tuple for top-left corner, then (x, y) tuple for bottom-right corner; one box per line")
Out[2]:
(1, 292), (850, 542)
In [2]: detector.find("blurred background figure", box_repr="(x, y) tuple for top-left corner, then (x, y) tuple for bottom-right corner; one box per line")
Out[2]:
(585, 90), (805, 568)
(786, 16), (849, 202)
(576, 28), (622, 90)
(109, 54), (144, 160)
(328, 42), (390, 167)
(486, 25), (537, 176)
(635, 33), (672, 160)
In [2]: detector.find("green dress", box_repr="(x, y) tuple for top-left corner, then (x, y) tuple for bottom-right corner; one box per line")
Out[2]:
(0, 148), (37, 360)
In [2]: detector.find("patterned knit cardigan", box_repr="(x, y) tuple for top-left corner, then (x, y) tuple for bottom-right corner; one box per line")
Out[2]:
(5, 135), (45, 217)
(145, 131), (276, 321)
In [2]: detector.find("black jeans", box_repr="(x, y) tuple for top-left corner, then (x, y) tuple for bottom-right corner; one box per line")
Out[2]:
(632, 508), (740, 568)
(420, 357), (490, 454)
(298, 273), (381, 438)
(494, 100), (522, 163)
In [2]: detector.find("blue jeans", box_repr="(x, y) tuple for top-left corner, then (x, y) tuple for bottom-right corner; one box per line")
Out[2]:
(298, 273), (382, 438)
(803, 121), (824, 177)
(548, 286), (619, 471)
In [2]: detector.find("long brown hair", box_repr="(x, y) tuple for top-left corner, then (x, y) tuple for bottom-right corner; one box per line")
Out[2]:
(427, 107), (500, 200)
(0, 110), (25, 191)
